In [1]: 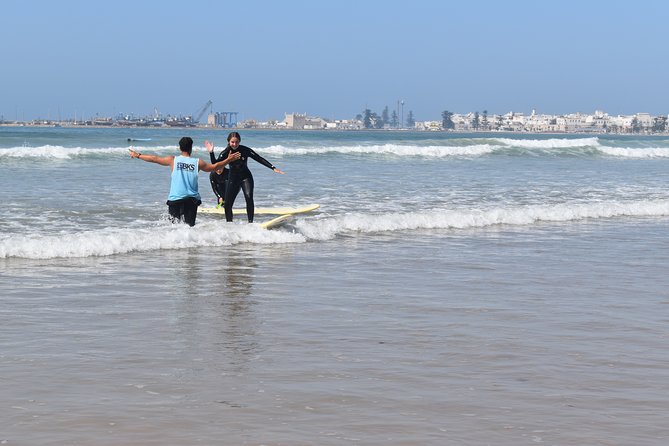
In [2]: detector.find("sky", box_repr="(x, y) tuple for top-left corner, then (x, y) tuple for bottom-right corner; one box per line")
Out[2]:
(2, 0), (669, 122)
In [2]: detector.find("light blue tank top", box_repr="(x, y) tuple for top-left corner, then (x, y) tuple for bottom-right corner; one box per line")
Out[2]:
(167, 155), (201, 201)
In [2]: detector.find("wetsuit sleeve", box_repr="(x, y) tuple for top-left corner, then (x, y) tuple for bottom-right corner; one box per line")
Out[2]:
(218, 147), (231, 162)
(209, 150), (217, 163)
(247, 147), (275, 170)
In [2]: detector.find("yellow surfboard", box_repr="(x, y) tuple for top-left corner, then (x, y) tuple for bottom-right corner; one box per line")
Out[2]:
(259, 214), (295, 230)
(200, 203), (320, 216)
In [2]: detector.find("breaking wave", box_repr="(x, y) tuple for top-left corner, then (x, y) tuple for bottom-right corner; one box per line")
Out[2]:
(3, 199), (668, 259)
(3, 137), (669, 160)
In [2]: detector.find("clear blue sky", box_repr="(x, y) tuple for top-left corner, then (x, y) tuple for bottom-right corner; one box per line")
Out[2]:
(3, 0), (668, 121)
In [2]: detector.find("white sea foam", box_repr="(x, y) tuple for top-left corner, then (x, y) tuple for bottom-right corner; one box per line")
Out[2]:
(6, 138), (667, 160)
(0, 145), (176, 159)
(259, 143), (498, 157)
(493, 137), (600, 148)
(260, 138), (602, 158)
(0, 145), (102, 159)
(2, 199), (668, 260)
(296, 199), (669, 240)
(0, 220), (304, 260)
(597, 146), (669, 158)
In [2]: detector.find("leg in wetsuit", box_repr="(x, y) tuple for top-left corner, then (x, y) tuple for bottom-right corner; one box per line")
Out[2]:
(209, 170), (228, 206)
(224, 174), (255, 222)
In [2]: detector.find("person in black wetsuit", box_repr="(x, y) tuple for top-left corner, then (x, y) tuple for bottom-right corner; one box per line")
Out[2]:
(205, 140), (229, 208)
(215, 132), (285, 223)
(128, 137), (239, 226)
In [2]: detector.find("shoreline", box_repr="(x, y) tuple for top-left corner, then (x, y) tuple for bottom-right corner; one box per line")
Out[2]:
(1, 123), (666, 136)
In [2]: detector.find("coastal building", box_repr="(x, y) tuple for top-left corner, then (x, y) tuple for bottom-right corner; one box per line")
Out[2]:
(9, 106), (668, 134)
(525, 110), (557, 133)
(303, 117), (328, 130)
(284, 113), (307, 129)
(207, 111), (238, 128)
(408, 107), (669, 134)
(635, 112), (653, 129)
(333, 119), (363, 130)
(415, 121), (442, 131)
(585, 110), (609, 130)
(284, 113), (329, 130)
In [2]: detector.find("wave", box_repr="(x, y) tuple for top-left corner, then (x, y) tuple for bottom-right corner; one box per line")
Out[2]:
(3, 199), (667, 260)
(0, 145), (176, 159)
(490, 137), (669, 158)
(259, 143), (498, 157)
(295, 199), (669, 240)
(493, 137), (601, 149)
(261, 138), (604, 158)
(597, 146), (669, 158)
(0, 220), (305, 260)
(3, 138), (669, 160)
(0, 143), (501, 160)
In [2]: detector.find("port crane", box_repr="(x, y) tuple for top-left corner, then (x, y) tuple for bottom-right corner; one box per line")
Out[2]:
(193, 100), (213, 124)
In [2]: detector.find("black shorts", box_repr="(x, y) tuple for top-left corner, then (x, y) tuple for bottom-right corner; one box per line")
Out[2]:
(166, 197), (202, 226)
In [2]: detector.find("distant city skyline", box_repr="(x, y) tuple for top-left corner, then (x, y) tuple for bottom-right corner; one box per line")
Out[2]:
(3, 105), (667, 126)
(3, 0), (669, 121)
(6, 108), (667, 137)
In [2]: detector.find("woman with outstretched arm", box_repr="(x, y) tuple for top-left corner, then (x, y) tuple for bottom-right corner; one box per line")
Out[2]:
(213, 132), (285, 223)
(128, 136), (240, 226)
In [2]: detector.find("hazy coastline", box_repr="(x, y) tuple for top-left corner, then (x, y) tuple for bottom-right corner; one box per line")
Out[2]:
(2, 122), (667, 136)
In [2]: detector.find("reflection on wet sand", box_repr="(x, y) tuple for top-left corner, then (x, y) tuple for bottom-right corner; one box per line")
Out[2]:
(173, 247), (260, 374)
(217, 250), (260, 371)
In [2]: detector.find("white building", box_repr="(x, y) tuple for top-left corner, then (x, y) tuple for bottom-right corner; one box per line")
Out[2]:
(284, 112), (329, 129)
(635, 112), (653, 129)
(284, 113), (307, 129)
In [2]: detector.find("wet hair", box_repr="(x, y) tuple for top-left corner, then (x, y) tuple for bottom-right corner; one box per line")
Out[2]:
(227, 132), (241, 142)
(178, 136), (193, 155)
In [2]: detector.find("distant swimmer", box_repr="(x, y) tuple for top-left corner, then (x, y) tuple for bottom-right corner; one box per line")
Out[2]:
(213, 132), (285, 223)
(128, 137), (240, 226)
(127, 138), (152, 142)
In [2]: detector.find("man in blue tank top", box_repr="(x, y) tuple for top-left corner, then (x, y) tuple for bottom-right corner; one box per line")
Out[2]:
(128, 137), (240, 226)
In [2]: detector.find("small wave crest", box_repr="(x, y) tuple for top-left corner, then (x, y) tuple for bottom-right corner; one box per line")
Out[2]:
(5, 200), (669, 259)
(0, 145), (180, 160)
(0, 220), (304, 259)
(597, 146), (669, 158)
(259, 143), (497, 158)
(4, 200), (667, 259)
(494, 137), (600, 149)
(296, 199), (669, 240)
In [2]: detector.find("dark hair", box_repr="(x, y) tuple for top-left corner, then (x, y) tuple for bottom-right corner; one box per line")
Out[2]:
(227, 132), (241, 142)
(178, 136), (193, 155)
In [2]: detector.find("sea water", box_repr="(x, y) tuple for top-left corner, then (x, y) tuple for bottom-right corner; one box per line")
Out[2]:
(1, 127), (668, 445)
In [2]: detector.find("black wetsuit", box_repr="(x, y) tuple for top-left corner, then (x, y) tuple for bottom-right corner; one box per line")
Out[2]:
(209, 151), (230, 205)
(218, 144), (276, 222)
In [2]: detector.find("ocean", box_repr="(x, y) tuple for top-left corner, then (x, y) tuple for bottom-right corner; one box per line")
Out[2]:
(1, 126), (668, 445)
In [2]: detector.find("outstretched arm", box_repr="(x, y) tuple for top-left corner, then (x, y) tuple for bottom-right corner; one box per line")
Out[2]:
(247, 148), (285, 174)
(129, 149), (174, 167)
(199, 150), (240, 172)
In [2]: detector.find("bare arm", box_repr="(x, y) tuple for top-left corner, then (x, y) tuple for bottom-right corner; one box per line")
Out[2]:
(199, 150), (240, 172)
(129, 149), (174, 167)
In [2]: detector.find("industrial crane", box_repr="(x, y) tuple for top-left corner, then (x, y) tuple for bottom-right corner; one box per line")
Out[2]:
(193, 100), (213, 124)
